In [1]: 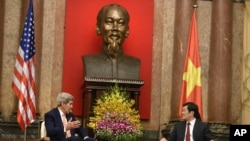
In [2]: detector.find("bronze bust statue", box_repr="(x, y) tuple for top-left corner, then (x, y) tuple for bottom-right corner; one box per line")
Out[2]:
(82, 4), (141, 80)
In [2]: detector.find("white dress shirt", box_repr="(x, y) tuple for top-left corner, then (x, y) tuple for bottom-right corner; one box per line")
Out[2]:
(185, 118), (196, 141)
(58, 108), (67, 132)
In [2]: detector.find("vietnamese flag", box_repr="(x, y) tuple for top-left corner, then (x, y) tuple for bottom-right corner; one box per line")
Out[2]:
(178, 8), (203, 120)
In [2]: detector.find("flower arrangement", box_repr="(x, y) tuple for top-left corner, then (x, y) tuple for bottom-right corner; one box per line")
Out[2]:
(87, 84), (143, 141)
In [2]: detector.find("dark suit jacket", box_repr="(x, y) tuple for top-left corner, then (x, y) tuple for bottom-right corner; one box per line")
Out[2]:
(44, 108), (88, 141)
(167, 120), (214, 141)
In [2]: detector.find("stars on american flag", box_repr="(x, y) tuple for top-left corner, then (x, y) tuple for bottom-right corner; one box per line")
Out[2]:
(20, 11), (35, 61)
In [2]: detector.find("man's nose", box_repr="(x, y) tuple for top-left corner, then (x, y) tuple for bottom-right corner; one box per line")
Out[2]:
(112, 22), (118, 30)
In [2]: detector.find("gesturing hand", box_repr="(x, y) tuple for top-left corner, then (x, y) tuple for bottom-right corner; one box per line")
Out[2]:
(66, 118), (81, 129)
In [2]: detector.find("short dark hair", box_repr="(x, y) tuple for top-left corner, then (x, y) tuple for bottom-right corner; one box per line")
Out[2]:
(183, 102), (201, 120)
(97, 4), (130, 23)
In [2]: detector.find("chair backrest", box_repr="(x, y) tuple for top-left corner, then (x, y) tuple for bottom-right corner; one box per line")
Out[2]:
(40, 120), (78, 140)
(40, 121), (47, 138)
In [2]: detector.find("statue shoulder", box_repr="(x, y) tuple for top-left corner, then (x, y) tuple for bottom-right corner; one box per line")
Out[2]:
(82, 54), (103, 62)
(122, 54), (141, 64)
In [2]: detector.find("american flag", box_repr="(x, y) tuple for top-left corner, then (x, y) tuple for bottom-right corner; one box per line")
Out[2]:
(12, 0), (36, 131)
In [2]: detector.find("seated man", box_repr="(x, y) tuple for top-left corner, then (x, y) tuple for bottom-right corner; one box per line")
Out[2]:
(44, 92), (95, 141)
(160, 102), (214, 141)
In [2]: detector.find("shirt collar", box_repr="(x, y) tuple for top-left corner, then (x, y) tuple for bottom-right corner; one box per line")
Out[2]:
(58, 107), (64, 116)
(188, 118), (196, 126)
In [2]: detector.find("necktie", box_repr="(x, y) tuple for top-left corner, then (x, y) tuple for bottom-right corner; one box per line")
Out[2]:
(186, 122), (190, 141)
(62, 114), (71, 138)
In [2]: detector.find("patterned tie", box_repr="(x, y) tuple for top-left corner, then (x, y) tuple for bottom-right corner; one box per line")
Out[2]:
(186, 122), (190, 141)
(62, 114), (71, 138)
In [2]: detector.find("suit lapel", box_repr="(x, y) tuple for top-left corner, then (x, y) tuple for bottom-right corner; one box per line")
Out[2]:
(55, 108), (64, 127)
(66, 113), (73, 122)
(193, 120), (200, 140)
(180, 121), (186, 141)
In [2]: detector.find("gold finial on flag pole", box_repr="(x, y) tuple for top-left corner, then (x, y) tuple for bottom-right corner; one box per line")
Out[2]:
(193, 4), (198, 8)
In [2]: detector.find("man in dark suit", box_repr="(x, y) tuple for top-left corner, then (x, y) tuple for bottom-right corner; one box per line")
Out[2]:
(160, 102), (214, 141)
(82, 4), (140, 80)
(44, 92), (95, 141)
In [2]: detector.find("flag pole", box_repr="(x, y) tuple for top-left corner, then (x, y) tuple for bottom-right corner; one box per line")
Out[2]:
(24, 129), (27, 141)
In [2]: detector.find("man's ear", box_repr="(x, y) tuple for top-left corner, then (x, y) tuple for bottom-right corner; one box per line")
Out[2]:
(61, 101), (65, 106)
(125, 28), (130, 38)
(96, 24), (101, 35)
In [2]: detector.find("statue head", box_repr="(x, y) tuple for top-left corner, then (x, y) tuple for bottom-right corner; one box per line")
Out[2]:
(96, 4), (130, 58)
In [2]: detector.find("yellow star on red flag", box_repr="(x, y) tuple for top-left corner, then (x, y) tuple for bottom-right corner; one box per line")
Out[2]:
(183, 58), (201, 98)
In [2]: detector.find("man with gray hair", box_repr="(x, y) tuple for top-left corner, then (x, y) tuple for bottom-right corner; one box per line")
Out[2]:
(44, 92), (95, 141)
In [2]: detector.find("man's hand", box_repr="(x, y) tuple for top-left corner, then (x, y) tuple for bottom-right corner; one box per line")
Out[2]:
(65, 118), (81, 130)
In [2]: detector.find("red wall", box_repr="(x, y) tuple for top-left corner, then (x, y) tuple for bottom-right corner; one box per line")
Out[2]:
(62, 0), (153, 119)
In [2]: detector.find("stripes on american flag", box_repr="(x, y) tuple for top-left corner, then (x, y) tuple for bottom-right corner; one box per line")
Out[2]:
(12, 0), (36, 131)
